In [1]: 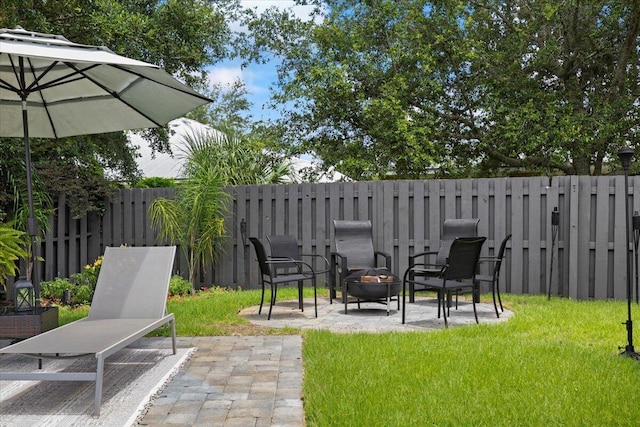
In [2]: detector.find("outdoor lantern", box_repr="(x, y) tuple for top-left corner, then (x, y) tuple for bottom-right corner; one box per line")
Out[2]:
(14, 276), (35, 312)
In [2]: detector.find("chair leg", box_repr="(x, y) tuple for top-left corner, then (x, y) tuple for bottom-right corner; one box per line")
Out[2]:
(402, 280), (406, 324)
(409, 282), (415, 303)
(491, 279), (500, 318)
(268, 284), (277, 320)
(313, 277), (318, 318)
(496, 277), (504, 312)
(440, 291), (448, 328)
(298, 280), (304, 312)
(472, 287), (479, 324)
(258, 281), (265, 315)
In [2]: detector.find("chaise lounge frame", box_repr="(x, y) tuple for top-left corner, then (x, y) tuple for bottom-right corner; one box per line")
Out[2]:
(0, 246), (177, 416)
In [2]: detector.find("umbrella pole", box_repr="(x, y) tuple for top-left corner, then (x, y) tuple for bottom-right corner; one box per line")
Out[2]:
(22, 99), (40, 306)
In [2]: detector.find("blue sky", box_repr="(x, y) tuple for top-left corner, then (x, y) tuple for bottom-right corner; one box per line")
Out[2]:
(207, 1), (318, 122)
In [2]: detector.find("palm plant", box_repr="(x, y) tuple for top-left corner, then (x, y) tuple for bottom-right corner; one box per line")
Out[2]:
(0, 222), (29, 296)
(176, 125), (294, 185)
(149, 125), (294, 290)
(149, 167), (230, 290)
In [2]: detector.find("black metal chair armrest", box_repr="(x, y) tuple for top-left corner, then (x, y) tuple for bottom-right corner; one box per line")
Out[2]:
(403, 263), (445, 279)
(301, 253), (331, 275)
(478, 256), (501, 263)
(266, 257), (315, 277)
(374, 250), (392, 269)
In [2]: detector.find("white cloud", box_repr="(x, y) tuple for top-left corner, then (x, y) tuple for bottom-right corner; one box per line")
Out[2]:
(208, 66), (243, 87)
(241, 1), (317, 20)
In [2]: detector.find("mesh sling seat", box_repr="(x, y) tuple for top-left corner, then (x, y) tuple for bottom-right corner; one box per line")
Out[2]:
(250, 237), (318, 320)
(330, 220), (392, 303)
(402, 237), (486, 327)
(407, 218), (479, 302)
(0, 246), (177, 416)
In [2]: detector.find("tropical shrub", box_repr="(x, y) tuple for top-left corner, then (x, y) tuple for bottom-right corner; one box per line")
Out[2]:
(40, 277), (71, 302)
(169, 275), (192, 296)
(72, 284), (93, 305)
(0, 222), (28, 292)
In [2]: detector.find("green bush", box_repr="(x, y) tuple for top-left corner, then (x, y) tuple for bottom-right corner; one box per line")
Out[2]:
(169, 275), (192, 296)
(40, 277), (72, 302)
(72, 284), (93, 305)
(41, 255), (103, 306)
(71, 256), (102, 289)
(135, 177), (177, 188)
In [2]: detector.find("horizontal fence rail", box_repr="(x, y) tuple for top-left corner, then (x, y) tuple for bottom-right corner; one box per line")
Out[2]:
(37, 175), (640, 301)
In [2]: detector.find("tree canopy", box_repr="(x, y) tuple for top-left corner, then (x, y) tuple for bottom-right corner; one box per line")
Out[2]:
(247, 0), (640, 179)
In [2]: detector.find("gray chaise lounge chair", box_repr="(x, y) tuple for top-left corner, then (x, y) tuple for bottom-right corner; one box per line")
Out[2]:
(0, 246), (177, 416)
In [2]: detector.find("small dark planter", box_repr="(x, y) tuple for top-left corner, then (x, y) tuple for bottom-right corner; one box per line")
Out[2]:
(0, 306), (59, 339)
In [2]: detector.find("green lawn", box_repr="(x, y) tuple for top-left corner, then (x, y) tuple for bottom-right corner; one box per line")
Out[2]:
(58, 289), (640, 426)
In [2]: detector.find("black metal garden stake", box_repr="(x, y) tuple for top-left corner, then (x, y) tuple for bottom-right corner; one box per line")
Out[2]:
(634, 212), (640, 304)
(618, 147), (640, 360)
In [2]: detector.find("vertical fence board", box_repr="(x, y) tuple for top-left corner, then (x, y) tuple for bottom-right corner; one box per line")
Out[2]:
(510, 179), (525, 294)
(428, 180), (441, 251)
(381, 181), (394, 268)
(343, 182), (354, 220)
(301, 183), (313, 256)
(412, 181), (425, 255)
(476, 179), (490, 246)
(460, 179), (473, 219)
(247, 185), (261, 288)
(593, 177), (610, 300)
(397, 181), (410, 274)
(614, 176), (629, 299)
(528, 179), (543, 294)
(314, 184), (328, 268)
(443, 180), (456, 219)
(288, 184), (299, 238)
(56, 194), (67, 278)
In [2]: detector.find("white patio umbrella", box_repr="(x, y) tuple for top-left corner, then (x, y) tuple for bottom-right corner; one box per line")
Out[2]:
(0, 26), (211, 299)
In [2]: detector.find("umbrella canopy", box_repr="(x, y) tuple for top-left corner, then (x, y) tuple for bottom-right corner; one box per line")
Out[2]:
(0, 26), (211, 297)
(0, 26), (210, 138)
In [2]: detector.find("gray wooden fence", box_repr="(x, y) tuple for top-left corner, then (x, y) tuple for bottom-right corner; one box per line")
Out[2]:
(37, 175), (639, 301)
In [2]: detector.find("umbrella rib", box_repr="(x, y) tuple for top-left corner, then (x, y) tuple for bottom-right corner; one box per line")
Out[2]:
(0, 76), (18, 92)
(67, 62), (165, 128)
(107, 63), (212, 103)
(27, 62), (99, 90)
(25, 57), (61, 138)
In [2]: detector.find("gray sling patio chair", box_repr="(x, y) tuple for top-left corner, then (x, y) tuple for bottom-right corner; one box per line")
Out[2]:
(330, 220), (392, 303)
(250, 237), (318, 320)
(407, 218), (479, 302)
(402, 237), (486, 327)
(267, 234), (330, 310)
(0, 246), (177, 416)
(475, 234), (512, 317)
